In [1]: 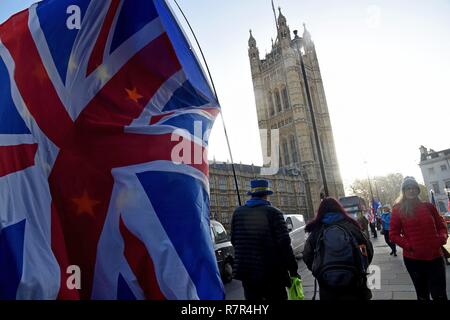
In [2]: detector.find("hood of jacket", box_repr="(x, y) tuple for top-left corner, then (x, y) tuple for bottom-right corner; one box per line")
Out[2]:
(321, 212), (345, 225)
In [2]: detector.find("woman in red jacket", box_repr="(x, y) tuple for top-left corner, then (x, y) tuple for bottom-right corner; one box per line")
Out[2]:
(390, 176), (448, 300)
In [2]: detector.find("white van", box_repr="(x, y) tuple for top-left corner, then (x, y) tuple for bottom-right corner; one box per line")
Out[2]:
(283, 214), (307, 258)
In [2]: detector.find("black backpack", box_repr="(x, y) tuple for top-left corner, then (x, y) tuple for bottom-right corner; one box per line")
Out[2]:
(311, 224), (368, 288)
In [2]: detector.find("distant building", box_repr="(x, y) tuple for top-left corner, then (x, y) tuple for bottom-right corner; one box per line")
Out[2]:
(248, 8), (344, 214)
(419, 145), (450, 213)
(209, 162), (309, 232)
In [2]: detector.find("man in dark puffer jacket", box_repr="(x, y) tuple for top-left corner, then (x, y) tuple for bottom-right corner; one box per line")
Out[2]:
(231, 179), (298, 300)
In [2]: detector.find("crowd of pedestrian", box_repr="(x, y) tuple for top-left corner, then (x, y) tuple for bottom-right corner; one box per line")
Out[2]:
(228, 176), (449, 301)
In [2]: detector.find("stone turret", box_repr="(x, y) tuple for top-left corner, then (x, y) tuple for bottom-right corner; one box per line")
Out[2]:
(277, 8), (291, 48)
(248, 30), (260, 73)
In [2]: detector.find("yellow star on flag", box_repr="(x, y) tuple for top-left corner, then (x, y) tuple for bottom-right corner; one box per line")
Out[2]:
(72, 190), (101, 216)
(126, 87), (143, 103)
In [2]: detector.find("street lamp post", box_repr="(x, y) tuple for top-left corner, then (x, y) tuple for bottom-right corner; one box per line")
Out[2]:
(367, 176), (375, 207)
(293, 30), (329, 198)
(364, 161), (375, 204)
(374, 179), (381, 203)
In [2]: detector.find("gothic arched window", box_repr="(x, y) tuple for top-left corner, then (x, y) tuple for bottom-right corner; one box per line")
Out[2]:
(275, 89), (282, 113)
(268, 92), (275, 116)
(290, 136), (299, 163)
(282, 87), (290, 110)
(311, 86), (321, 114)
(283, 139), (290, 166)
(300, 82), (308, 113)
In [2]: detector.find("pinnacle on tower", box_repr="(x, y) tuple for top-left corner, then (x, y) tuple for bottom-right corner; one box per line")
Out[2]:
(276, 7), (290, 44)
(248, 29), (260, 68)
(278, 7), (287, 26)
(248, 29), (256, 48)
(302, 23), (313, 46)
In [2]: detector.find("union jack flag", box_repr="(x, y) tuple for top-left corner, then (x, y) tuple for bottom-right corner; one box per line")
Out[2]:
(0, 0), (223, 299)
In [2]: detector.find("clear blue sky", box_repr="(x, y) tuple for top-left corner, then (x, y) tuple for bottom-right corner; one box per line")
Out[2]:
(0, 1), (37, 23)
(2, 0), (450, 190)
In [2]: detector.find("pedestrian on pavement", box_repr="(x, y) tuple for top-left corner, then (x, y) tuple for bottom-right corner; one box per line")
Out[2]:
(230, 179), (298, 301)
(357, 211), (370, 240)
(369, 210), (378, 238)
(380, 205), (397, 256)
(303, 197), (373, 300)
(390, 176), (448, 301)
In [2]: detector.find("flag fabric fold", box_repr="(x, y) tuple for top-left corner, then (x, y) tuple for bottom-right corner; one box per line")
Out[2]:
(0, 0), (223, 300)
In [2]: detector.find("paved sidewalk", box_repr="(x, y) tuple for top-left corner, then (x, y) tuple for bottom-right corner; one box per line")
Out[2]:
(225, 235), (450, 300)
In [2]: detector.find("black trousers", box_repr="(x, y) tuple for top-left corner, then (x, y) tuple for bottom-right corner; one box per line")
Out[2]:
(369, 223), (377, 238)
(404, 256), (448, 301)
(242, 279), (287, 301)
(383, 230), (396, 253)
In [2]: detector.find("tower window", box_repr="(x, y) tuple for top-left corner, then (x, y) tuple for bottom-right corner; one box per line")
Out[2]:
(268, 92), (275, 116)
(290, 136), (299, 163)
(278, 180), (286, 192)
(283, 139), (290, 166)
(311, 86), (320, 114)
(300, 82), (308, 108)
(219, 176), (227, 190)
(282, 87), (290, 110)
(275, 89), (282, 113)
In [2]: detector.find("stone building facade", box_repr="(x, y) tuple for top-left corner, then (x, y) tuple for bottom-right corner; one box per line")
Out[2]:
(248, 9), (344, 213)
(419, 146), (450, 213)
(209, 162), (308, 232)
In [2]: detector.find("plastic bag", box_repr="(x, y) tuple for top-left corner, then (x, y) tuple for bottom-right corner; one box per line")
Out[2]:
(288, 276), (304, 300)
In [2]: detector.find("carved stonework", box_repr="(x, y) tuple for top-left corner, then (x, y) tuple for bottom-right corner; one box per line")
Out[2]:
(248, 11), (344, 214)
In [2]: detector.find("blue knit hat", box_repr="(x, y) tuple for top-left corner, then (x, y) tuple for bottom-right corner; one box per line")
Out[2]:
(247, 179), (273, 196)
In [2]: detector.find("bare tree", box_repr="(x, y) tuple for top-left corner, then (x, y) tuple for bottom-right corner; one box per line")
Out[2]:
(349, 173), (427, 207)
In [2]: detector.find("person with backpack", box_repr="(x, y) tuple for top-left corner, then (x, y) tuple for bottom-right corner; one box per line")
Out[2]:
(390, 176), (448, 300)
(303, 197), (374, 300)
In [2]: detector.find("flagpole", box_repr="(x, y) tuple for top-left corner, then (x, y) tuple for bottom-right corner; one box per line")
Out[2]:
(374, 178), (381, 203)
(271, 0), (278, 31)
(364, 161), (375, 205)
(173, 0), (242, 206)
(430, 189), (436, 208)
(295, 32), (329, 197)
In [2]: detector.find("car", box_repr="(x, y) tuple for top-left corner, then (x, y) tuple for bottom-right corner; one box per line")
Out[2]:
(283, 214), (307, 258)
(210, 219), (234, 283)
